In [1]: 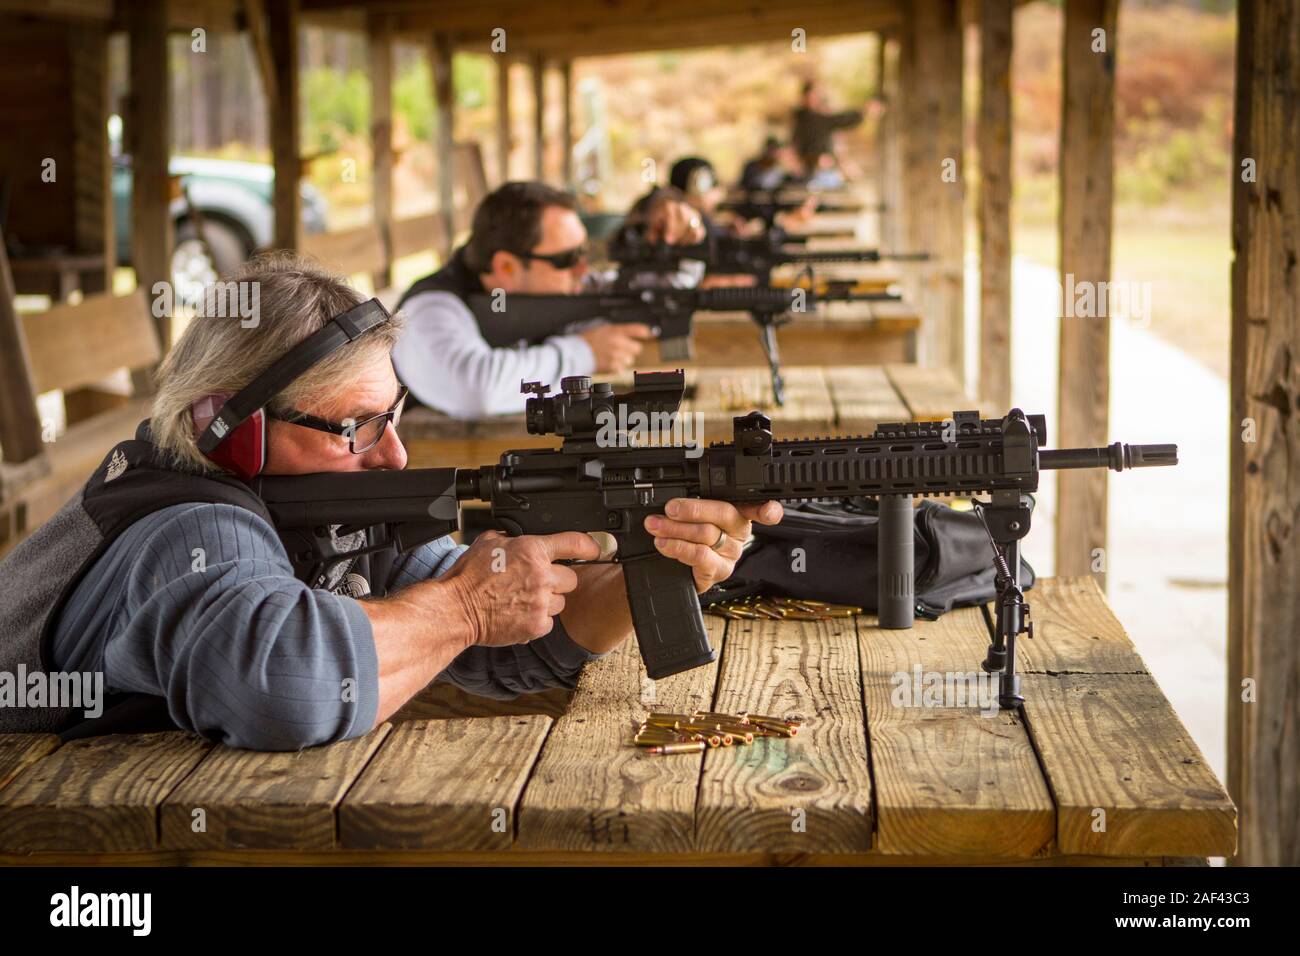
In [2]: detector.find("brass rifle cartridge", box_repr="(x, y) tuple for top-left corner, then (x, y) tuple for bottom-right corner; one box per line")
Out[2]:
(645, 742), (707, 755)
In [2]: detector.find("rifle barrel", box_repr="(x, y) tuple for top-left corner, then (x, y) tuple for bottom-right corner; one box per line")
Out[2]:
(1040, 443), (1178, 471)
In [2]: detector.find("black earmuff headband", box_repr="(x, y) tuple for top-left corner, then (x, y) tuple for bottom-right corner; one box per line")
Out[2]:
(196, 297), (392, 456)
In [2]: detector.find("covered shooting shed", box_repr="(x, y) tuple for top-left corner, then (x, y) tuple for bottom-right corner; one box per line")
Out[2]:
(0, 0), (1294, 865)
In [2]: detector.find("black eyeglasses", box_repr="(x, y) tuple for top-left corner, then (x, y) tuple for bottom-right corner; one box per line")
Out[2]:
(516, 243), (589, 270)
(271, 386), (408, 454)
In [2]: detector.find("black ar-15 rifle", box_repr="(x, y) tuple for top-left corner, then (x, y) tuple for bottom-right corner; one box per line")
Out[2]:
(465, 283), (894, 407)
(716, 191), (870, 229)
(253, 370), (1178, 707)
(607, 229), (930, 285)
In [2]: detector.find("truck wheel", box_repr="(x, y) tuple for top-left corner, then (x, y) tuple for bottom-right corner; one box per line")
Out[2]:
(172, 219), (248, 307)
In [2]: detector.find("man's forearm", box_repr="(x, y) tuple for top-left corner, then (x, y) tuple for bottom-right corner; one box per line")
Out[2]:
(560, 564), (635, 655)
(362, 577), (478, 724)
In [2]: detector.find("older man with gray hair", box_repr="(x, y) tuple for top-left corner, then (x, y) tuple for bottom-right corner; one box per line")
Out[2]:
(0, 255), (781, 749)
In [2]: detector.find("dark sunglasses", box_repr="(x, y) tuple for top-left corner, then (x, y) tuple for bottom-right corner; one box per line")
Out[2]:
(271, 386), (408, 454)
(516, 243), (589, 270)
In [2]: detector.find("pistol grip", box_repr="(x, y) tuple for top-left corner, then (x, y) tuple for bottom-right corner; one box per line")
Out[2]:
(622, 552), (715, 679)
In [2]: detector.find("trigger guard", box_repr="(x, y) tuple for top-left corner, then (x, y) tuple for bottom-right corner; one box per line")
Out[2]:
(494, 516), (525, 537)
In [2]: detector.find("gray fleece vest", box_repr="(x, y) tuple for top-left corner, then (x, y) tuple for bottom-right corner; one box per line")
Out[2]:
(0, 424), (274, 734)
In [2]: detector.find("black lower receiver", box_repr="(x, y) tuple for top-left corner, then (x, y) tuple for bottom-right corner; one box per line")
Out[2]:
(253, 370), (1178, 699)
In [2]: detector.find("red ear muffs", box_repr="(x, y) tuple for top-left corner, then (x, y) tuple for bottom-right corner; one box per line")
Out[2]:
(202, 407), (267, 480)
(189, 297), (392, 481)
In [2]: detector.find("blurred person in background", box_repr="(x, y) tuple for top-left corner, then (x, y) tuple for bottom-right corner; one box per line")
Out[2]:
(392, 181), (706, 419)
(791, 79), (869, 188)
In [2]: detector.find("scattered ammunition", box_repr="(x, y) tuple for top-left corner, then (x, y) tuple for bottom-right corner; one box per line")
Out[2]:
(706, 595), (863, 622)
(644, 742), (707, 755)
(632, 709), (804, 751)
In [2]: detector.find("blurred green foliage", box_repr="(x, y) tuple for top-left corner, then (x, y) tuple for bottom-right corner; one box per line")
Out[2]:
(303, 54), (491, 148)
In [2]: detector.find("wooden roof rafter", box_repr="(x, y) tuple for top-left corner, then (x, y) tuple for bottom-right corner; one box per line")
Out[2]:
(299, 0), (903, 57)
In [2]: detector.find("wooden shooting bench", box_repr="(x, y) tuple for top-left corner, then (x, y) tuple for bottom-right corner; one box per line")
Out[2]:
(397, 364), (986, 470)
(671, 297), (919, 366)
(0, 577), (1236, 865)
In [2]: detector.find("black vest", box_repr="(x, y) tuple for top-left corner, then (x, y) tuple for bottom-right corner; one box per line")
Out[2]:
(396, 245), (484, 311)
(0, 423), (394, 739)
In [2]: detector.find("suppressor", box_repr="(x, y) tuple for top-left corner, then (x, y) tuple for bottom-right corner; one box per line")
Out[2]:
(877, 494), (915, 629)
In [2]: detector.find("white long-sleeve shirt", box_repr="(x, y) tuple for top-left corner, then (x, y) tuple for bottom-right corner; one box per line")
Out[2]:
(392, 288), (597, 419)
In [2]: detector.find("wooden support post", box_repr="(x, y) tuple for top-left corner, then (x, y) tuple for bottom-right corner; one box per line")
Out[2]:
(0, 236), (43, 464)
(496, 55), (511, 184)
(978, 0), (1013, 410)
(531, 53), (545, 181)
(897, 25), (920, 303)
(127, 0), (172, 353)
(1055, 0), (1117, 580)
(1228, 0), (1300, 868)
(368, 14), (394, 289)
(267, 0), (301, 251)
(560, 60), (573, 188)
(879, 31), (901, 252)
(908, 1), (964, 378)
(432, 32), (456, 260)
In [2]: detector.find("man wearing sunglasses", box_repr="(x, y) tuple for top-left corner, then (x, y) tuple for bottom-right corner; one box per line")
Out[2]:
(392, 181), (706, 419)
(0, 255), (781, 748)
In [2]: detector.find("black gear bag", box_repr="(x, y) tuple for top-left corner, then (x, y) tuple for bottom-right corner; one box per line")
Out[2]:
(702, 497), (1036, 621)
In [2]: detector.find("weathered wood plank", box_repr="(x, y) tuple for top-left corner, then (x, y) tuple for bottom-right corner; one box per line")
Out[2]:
(159, 727), (390, 850)
(1014, 576), (1147, 676)
(0, 848), (1176, 867)
(393, 682), (571, 721)
(824, 364), (911, 429)
(339, 716), (550, 850)
(1022, 672), (1237, 858)
(1055, 0), (1118, 579)
(0, 732), (210, 852)
(22, 290), (158, 395)
(684, 322), (915, 368)
(514, 617), (724, 852)
(696, 616), (873, 854)
(0, 735), (59, 792)
(1228, 0), (1300, 868)
(860, 607), (1055, 857)
(886, 362), (988, 421)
